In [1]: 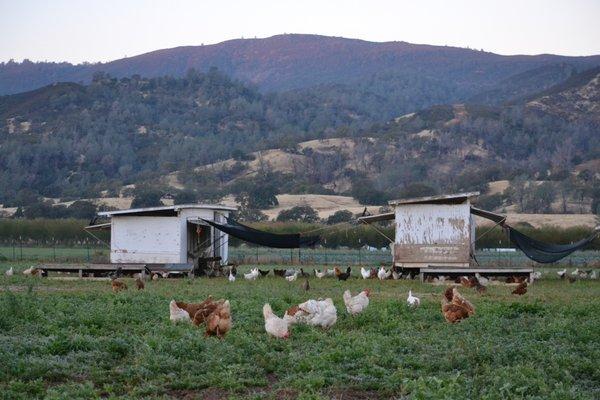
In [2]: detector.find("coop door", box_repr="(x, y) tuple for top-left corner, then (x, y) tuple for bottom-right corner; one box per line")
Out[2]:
(187, 222), (211, 262)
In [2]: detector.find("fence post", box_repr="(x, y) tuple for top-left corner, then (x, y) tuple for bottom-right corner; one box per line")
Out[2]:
(12, 241), (15, 260)
(19, 237), (23, 260)
(87, 244), (90, 263)
(53, 238), (56, 261)
(256, 247), (259, 264)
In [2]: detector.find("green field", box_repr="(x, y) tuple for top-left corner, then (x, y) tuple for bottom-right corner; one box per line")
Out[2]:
(1, 263), (599, 399)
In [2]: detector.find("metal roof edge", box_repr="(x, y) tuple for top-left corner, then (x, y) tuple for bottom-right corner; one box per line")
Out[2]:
(388, 191), (480, 206)
(98, 203), (236, 217)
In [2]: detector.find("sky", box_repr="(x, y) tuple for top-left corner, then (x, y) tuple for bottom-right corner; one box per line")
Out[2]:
(1, 0), (599, 64)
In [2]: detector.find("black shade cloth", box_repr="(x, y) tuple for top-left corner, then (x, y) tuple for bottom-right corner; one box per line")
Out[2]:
(203, 218), (319, 249)
(507, 226), (598, 263)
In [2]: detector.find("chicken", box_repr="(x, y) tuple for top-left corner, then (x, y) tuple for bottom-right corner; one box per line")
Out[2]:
(161, 271), (170, 279)
(571, 268), (580, 276)
(441, 287), (475, 323)
(460, 276), (477, 288)
(23, 267), (39, 276)
(360, 267), (371, 279)
(299, 268), (310, 278)
(301, 278), (310, 291)
(512, 281), (527, 295)
(377, 267), (391, 280)
(284, 269), (297, 277)
(287, 298), (338, 328)
(557, 268), (567, 279)
(152, 273), (161, 280)
(169, 300), (192, 323)
(314, 269), (326, 279)
(135, 277), (145, 290)
(273, 269), (286, 277)
(326, 268), (336, 277)
(370, 268), (378, 279)
(205, 300), (231, 338)
(475, 283), (487, 294)
(568, 276), (577, 283)
(263, 304), (290, 339)
(111, 278), (128, 292)
(192, 298), (226, 326)
(175, 296), (215, 323)
(258, 269), (270, 276)
(590, 270), (598, 280)
(392, 270), (401, 280)
(343, 289), (370, 315)
(475, 273), (488, 286)
(228, 271), (236, 282)
(244, 268), (259, 281)
(336, 267), (352, 281)
(406, 290), (420, 307)
(5, 267), (13, 276)
(530, 271), (542, 283)
(286, 271), (298, 282)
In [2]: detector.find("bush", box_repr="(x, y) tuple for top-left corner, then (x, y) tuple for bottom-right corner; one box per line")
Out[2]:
(276, 206), (320, 223)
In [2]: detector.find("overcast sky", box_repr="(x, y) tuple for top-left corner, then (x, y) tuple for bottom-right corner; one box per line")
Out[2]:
(2, 0), (599, 64)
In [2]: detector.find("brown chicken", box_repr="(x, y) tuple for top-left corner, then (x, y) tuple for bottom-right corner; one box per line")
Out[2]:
(460, 276), (477, 288)
(191, 298), (226, 326)
(205, 300), (232, 338)
(475, 283), (487, 294)
(512, 281), (528, 295)
(111, 278), (128, 293)
(175, 296), (215, 322)
(135, 277), (145, 290)
(441, 287), (475, 323)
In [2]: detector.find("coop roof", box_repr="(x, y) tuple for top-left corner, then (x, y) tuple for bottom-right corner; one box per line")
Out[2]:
(98, 204), (236, 217)
(388, 192), (480, 206)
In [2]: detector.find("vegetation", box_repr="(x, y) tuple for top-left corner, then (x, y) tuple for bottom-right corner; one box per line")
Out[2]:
(0, 266), (599, 399)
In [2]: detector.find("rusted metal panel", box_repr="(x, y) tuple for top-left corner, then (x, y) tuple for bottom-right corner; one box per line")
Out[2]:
(393, 203), (471, 264)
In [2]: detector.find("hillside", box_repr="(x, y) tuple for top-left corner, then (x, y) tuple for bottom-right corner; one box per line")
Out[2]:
(3, 34), (600, 105)
(1, 64), (599, 218)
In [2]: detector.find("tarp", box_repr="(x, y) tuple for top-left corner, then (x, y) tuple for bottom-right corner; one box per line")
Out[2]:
(507, 226), (598, 263)
(203, 218), (319, 249)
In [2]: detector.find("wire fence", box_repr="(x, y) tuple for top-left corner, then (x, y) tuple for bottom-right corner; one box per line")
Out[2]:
(2, 243), (598, 268)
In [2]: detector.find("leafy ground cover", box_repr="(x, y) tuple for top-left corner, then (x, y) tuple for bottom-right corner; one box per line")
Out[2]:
(0, 263), (599, 399)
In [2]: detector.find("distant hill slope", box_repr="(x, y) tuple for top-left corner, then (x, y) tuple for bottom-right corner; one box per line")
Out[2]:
(525, 67), (600, 123)
(2, 34), (600, 101)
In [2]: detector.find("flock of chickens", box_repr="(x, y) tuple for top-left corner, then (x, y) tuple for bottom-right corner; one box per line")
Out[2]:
(5, 263), (597, 340)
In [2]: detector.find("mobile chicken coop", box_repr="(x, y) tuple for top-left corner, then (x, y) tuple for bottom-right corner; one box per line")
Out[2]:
(39, 204), (236, 278)
(359, 192), (534, 280)
(97, 204), (236, 266)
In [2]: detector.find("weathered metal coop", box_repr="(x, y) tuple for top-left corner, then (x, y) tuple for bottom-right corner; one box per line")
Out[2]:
(359, 192), (533, 278)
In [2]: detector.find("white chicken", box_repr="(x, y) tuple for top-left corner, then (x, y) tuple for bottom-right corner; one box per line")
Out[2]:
(392, 270), (401, 280)
(475, 273), (489, 286)
(263, 303), (290, 339)
(530, 271), (542, 283)
(590, 270), (598, 279)
(287, 298), (338, 328)
(360, 267), (371, 279)
(343, 289), (370, 315)
(169, 300), (191, 323)
(5, 267), (14, 276)
(557, 268), (567, 279)
(377, 267), (391, 280)
(228, 271), (236, 282)
(314, 269), (326, 279)
(286, 272), (298, 282)
(244, 268), (259, 281)
(407, 290), (420, 307)
(22, 266), (35, 275)
(571, 268), (580, 276)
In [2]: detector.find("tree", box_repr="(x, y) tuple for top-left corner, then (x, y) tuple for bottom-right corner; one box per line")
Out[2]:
(276, 206), (319, 223)
(326, 210), (354, 225)
(234, 193), (268, 222)
(399, 183), (437, 199)
(131, 186), (163, 208)
(174, 189), (197, 205)
(67, 201), (97, 219)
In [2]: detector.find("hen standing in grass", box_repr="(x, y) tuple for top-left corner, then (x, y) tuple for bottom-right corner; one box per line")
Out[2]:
(263, 304), (290, 339)
(441, 287), (475, 323)
(343, 289), (370, 315)
(335, 267), (352, 281)
(111, 278), (128, 293)
(205, 300), (232, 338)
(5, 267), (13, 276)
(512, 281), (528, 295)
(135, 277), (145, 290)
(169, 300), (191, 323)
(407, 290), (420, 307)
(286, 298), (338, 328)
